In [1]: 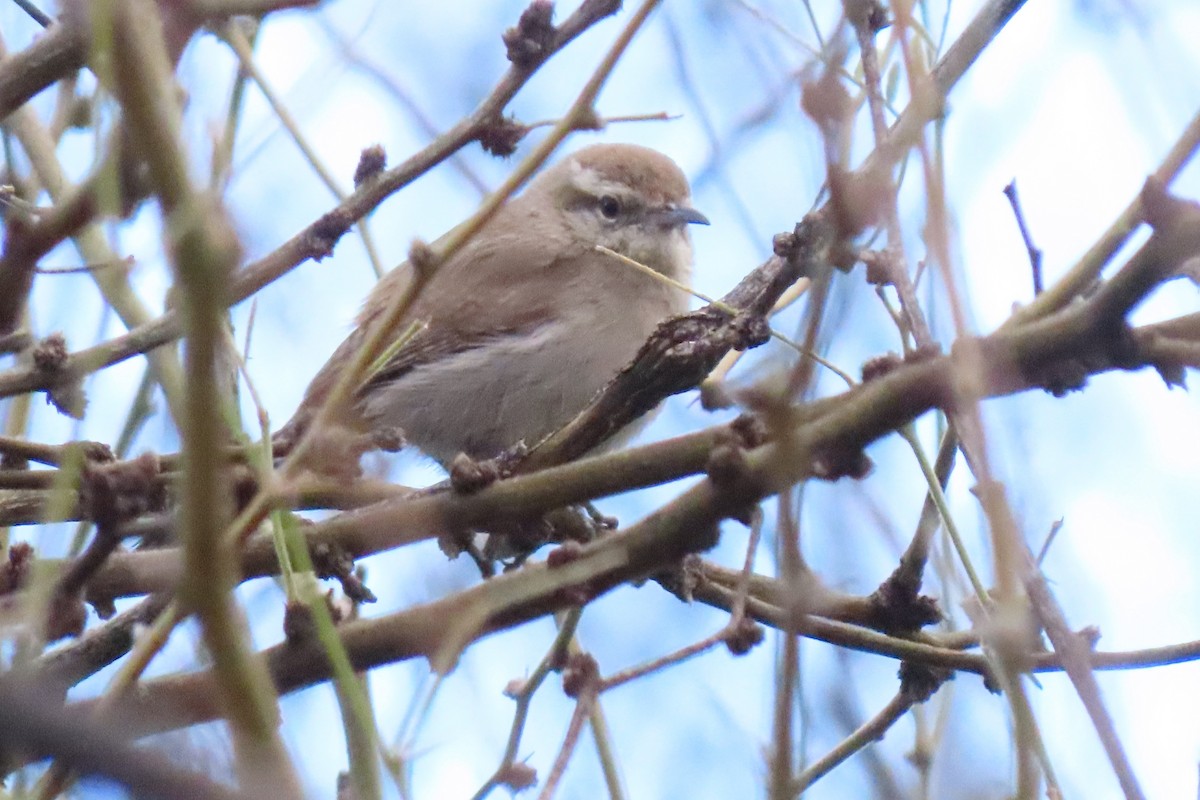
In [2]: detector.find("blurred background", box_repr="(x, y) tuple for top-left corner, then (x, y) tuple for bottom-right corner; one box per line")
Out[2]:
(3, 0), (1200, 797)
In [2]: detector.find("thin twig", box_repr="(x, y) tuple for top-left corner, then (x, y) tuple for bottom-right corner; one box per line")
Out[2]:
(470, 609), (583, 800)
(1003, 180), (1044, 295)
(218, 20), (388, 279)
(1022, 547), (1146, 799)
(793, 692), (914, 794)
(1008, 104), (1200, 327)
(536, 688), (596, 800)
(107, 0), (300, 794)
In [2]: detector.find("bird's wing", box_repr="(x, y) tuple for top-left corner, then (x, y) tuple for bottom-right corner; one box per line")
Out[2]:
(355, 315), (547, 393)
(298, 211), (579, 417)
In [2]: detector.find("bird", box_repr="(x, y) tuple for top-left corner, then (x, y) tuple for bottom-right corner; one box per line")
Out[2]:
(278, 142), (708, 473)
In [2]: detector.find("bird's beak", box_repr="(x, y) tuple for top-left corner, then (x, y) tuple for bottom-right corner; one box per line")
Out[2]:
(653, 205), (710, 228)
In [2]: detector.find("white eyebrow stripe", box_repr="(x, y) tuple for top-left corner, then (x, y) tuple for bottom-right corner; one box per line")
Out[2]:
(567, 162), (633, 198)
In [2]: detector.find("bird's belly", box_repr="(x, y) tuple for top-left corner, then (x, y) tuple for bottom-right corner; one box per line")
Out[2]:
(359, 317), (651, 465)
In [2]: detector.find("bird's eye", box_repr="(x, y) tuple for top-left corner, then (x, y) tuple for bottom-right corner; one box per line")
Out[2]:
(598, 195), (621, 219)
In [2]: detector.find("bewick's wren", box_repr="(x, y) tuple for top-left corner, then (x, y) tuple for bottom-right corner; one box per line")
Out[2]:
(280, 143), (707, 469)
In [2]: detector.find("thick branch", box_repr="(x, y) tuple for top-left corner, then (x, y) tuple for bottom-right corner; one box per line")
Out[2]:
(0, 678), (249, 800)
(61, 227), (1200, 601)
(0, 22), (86, 121)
